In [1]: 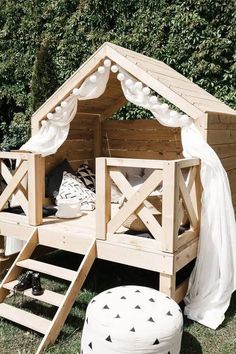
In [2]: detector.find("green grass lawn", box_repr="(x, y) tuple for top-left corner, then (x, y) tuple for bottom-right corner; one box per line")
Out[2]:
(0, 251), (235, 354)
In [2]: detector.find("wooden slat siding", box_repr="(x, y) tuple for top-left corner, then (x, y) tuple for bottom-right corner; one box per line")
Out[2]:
(102, 119), (182, 160)
(207, 130), (236, 145)
(212, 143), (236, 159)
(206, 112), (236, 215)
(45, 115), (97, 174)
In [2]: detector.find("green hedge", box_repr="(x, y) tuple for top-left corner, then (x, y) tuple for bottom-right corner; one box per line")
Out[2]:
(0, 0), (235, 149)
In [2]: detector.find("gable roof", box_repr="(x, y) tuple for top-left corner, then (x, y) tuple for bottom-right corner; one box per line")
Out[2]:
(32, 42), (235, 133)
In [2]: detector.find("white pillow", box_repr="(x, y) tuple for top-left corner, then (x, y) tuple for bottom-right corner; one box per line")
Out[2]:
(56, 172), (96, 211)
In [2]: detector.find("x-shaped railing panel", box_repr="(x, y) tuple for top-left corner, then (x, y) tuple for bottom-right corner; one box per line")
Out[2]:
(107, 168), (163, 239)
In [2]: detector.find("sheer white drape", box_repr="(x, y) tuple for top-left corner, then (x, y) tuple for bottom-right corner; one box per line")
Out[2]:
(5, 60), (111, 255)
(119, 68), (236, 329)
(6, 60), (236, 330)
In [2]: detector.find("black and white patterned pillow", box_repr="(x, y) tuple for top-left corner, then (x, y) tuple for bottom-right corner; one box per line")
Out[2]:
(56, 172), (96, 211)
(76, 164), (95, 193)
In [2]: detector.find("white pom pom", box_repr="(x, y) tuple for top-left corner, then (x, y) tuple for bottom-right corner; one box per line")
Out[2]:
(111, 65), (118, 73)
(73, 88), (80, 96)
(47, 113), (53, 119)
(63, 111), (68, 117)
(117, 73), (125, 81)
(90, 74), (97, 83)
(143, 87), (151, 95)
(134, 81), (143, 90)
(149, 95), (158, 104)
(104, 59), (111, 67)
(98, 66), (106, 74)
(55, 106), (62, 113)
(125, 79), (133, 88)
(180, 114), (190, 126)
(161, 103), (169, 112)
(61, 101), (68, 108)
(151, 104), (162, 111)
(41, 120), (47, 126)
(170, 110), (178, 118)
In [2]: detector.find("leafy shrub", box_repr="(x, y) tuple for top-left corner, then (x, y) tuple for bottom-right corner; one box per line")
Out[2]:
(0, 0), (235, 148)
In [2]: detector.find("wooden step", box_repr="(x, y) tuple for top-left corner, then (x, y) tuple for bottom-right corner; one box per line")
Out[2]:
(3, 280), (65, 307)
(0, 303), (51, 334)
(16, 259), (77, 281)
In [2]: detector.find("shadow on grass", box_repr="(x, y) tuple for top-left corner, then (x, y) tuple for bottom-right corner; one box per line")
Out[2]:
(181, 332), (203, 353)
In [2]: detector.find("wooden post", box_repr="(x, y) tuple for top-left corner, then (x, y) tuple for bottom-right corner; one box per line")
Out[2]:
(161, 160), (179, 253)
(28, 154), (43, 226)
(94, 116), (102, 159)
(159, 273), (176, 299)
(96, 158), (111, 240)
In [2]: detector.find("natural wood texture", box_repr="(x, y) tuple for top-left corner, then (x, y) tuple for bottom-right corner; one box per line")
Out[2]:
(174, 278), (189, 303)
(0, 303), (51, 334)
(0, 228), (38, 302)
(36, 239), (96, 354)
(28, 154), (43, 225)
(0, 161), (28, 211)
(0, 160), (28, 214)
(108, 168), (162, 237)
(17, 259), (77, 281)
(162, 161), (179, 253)
(4, 280), (64, 307)
(159, 273), (176, 299)
(96, 158), (111, 239)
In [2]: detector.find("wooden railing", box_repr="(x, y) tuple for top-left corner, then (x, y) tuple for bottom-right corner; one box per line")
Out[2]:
(0, 151), (44, 226)
(96, 157), (201, 253)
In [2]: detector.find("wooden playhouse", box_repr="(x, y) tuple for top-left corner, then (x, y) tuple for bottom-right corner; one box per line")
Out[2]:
(0, 42), (236, 353)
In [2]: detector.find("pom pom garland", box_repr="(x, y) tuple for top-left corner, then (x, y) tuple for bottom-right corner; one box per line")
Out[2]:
(98, 66), (106, 74)
(111, 65), (119, 73)
(149, 95), (158, 104)
(125, 79), (134, 88)
(61, 101), (68, 108)
(170, 110), (178, 118)
(55, 106), (62, 113)
(161, 103), (169, 112)
(89, 75), (97, 83)
(73, 88), (80, 96)
(142, 87), (151, 95)
(47, 113), (54, 119)
(41, 120), (47, 126)
(104, 59), (111, 67)
(117, 73), (125, 81)
(134, 81), (143, 90)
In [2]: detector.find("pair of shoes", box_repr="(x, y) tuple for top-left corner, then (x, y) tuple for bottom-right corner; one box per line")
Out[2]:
(13, 271), (44, 296)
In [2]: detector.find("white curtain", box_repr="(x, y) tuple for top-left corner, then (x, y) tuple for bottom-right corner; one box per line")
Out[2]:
(119, 69), (236, 330)
(5, 61), (111, 255)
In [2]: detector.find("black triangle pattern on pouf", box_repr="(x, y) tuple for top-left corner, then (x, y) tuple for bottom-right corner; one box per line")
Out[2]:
(153, 338), (160, 345)
(106, 335), (112, 342)
(81, 286), (183, 353)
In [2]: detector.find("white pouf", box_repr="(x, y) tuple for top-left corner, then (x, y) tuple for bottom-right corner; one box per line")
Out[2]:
(81, 286), (183, 354)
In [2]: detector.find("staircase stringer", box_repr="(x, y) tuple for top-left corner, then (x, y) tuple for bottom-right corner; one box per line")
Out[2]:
(0, 228), (38, 302)
(36, 238), (97, 354)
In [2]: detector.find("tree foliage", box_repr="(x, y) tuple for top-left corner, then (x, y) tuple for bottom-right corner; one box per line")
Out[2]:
(0, 0), (235, 148)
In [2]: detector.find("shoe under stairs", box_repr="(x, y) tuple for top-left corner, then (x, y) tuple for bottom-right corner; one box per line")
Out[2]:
(0, 228), (96, 354)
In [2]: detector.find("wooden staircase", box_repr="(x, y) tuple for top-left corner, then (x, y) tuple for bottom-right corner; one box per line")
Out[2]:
(0, 228), (96, 354)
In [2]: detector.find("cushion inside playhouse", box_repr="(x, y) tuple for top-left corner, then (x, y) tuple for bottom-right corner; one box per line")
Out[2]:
(46, 158), (75, 199)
